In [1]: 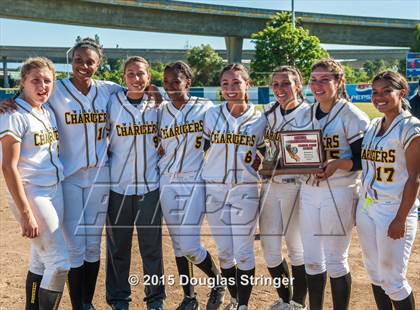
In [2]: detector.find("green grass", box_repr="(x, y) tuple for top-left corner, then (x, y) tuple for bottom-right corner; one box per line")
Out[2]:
(354, 102), (383, 119)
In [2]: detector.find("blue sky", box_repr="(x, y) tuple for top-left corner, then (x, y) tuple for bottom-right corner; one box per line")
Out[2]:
(0, 0), (419, 51)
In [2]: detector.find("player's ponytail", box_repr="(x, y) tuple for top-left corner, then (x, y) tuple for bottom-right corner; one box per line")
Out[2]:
(372, 71), (409, 110)
(19, 57), (56, 92)
(311, 58), (350, 102)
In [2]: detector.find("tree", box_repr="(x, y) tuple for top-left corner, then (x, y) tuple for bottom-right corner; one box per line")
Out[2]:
(362, 59), (403, 80)
(250, 12), (328, 85)
(411, 23), (420, 52)
(150, 62), (165, 86)
(187, 44), (224, 86)
(343, 65), (369, 84)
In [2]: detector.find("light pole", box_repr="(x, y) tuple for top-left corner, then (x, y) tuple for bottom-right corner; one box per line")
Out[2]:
(291, 0), (296, 27)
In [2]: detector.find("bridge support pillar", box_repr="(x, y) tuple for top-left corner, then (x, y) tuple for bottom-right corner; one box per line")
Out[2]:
(2, 57), (10, 88)
(225, 37), (243, 63)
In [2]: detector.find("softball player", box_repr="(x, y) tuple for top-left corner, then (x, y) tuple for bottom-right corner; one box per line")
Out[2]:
(47, 38), (120, 310)
(300, 59), (369, 310)
(357, 71), (418, 309)
(260, 66), (311, 310)
(0, 58), (70, 309)
(203, 64), (267, 310)
(159, 61), (224, 310)
(106, 57), (165, 310)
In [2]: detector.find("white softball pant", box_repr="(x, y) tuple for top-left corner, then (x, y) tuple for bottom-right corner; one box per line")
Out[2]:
(299, 183), (356, 278)
(62, 167), (110, 267)
(160, 172), (207, 264)
(12, 183), (70, 292)
(260, 179), (304, 267)
(356, 198), (418, 301)
(206, 183), (260, 271)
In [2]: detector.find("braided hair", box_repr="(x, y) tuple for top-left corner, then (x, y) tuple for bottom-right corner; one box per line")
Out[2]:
(164, 61), (193, 81)
(70, 37), (104, 62)
(311, 58), (350, 101)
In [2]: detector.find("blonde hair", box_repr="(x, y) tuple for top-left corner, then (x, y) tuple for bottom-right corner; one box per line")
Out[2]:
(20, 57), (56, 92)
(311, 58), (349, 101)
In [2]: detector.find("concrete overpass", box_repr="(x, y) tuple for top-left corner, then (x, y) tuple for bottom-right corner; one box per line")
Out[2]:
(1, 0), (418, 64)
(0, 45), (410, 87)
(0, 45), (410, 66)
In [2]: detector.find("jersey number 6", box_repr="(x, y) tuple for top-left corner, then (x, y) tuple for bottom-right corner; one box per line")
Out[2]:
(244, 150), (253, 164)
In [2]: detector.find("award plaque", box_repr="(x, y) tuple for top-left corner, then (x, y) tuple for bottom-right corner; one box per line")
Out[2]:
(260, 129), (325, 176)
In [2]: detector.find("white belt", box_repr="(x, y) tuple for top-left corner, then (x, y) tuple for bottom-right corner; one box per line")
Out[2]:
(163, 170), (199, 179)
(272, 175), (299, 184)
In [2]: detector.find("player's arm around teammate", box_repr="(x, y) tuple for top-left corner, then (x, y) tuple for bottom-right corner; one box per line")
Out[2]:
(44, 38), (119, 310)
(202, 64), (267, 310)
(356, 71), (419, 310)
(0, 57), (70, 309)
(259, 66), (312, 310)
(159, 61), (225, 310)
(299, 59), (369, 310)
(106, 57), (165, 310)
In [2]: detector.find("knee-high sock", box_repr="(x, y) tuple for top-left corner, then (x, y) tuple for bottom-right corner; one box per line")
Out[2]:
(306, 271), (327, 310)
(268, 259), (291, 303)
(195, 251), (220, 280)
(291, 264), (307, 306)
(371, 284), (393, 310)
(221, 266), (237, 299)
(83, 261), (100, 304)
(237, 268), (255, 307)
(38, 288), (62, 310)
(67, 265), (84, 310)
(26, 271), (42, 310)
(176, 256), (194, 297)
(330, 272), (351, 310)
(392, 292), (415, 310)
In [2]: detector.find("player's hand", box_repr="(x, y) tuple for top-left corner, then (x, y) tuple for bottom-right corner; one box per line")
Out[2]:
(21, 210), (39, 239)
(251, 156), (261, 171)
(0, 99), (18, 113)
(315, 159), (339, 181)
(146, 84), (163, 106)
(158, 145), (165, 157)
(387, 216), (406, 240)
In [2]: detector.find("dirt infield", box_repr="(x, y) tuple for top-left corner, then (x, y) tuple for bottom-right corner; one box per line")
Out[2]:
(0, 172), (419, 310)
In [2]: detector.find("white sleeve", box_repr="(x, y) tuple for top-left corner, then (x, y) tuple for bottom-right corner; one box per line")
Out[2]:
(256, 115), (267, 148)
(103, 81), (123, 95)
(106, 96), (114, 132)
(203, 109), (213, 140)
(345, 106), (370, 144)
(0, 112), (27, 142)
(402, 120), (420, 150)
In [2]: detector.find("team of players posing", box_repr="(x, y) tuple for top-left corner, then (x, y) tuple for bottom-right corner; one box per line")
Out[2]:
(0, 38), (418, 310)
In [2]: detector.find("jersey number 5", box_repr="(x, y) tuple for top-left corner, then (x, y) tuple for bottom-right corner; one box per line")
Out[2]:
(195, 136), (202, 149)
(375, 166), (395, 182)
